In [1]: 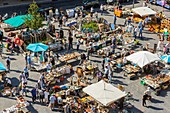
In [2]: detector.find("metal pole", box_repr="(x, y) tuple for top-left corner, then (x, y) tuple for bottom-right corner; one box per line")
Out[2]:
(133, 0), (135, 8)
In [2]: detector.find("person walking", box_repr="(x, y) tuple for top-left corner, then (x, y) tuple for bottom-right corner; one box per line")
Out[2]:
(24, 66), (29, 79)
(6, 56), (11, 72)
(113, 14), (117, 25)
(142, 93), (148, 107)
(31, 88), (37, 103)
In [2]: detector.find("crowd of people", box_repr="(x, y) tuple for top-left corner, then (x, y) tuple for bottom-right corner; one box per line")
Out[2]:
(0, 1), (170, 113)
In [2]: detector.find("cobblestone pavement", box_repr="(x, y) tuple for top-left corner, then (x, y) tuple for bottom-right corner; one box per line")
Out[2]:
(0, 1), (170, 113)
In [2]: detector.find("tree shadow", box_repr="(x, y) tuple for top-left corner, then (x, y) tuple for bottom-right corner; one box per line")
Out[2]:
(11, 77), (20, 87)
(26, 103), (39, 113)
(147, 105), (164, 110)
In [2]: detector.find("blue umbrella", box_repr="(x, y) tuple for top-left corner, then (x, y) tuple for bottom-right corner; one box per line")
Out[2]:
(60, 85), (69, 90)
(26, 43), (48, 52)
(161, 55), (170, 63)
(0, 62), (6, 71)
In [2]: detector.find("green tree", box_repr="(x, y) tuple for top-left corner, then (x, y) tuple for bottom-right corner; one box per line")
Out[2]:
(25, 2), (44, 42)
(25, 2), (43, 30)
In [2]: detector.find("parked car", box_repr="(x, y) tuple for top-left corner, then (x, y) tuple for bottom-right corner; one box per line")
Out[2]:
(83, 0), (100, 9)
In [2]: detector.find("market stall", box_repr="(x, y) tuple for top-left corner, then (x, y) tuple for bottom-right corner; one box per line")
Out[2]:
(140, 69), (170, 95)
(59, 52), (81, 63)
(83, 80), (126, 106)
(132, 7), (157, 23)
(45, 65), (72, 84)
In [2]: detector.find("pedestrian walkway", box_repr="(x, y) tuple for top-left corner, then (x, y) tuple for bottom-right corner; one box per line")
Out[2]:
(0, 0), (50, 7)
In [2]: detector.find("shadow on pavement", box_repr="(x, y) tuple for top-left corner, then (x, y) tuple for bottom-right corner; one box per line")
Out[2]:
(159, 87), (170, 97)
(147, 105), (164, 110)
(11, 69), (22, 73)
(11, 77), (20, 86)
(151, 98), (164, 104)
(27, 78), (38, 83)
(26, 103), (38, 113)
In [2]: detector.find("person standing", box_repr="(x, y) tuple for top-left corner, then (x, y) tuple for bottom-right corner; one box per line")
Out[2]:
(68, 35), (73, 50)
(27, 54), (31, 69)
(0, 42), (4, 58)
(49, 94), (56, 110)
(101, 56), (105, 71)
(138, 27), (143, 39)
(25, 53), (28, 65)
(104, 66), (109, 78)
(113, 14), (117, 25)
(39, 89), (44, 103)
(100, 4), (104, 15)
(133, 26), (138, 39)
(31, 88), (37, 103)
(6, 56), (11, 72)
(138, 20), (143, 28)
(76, 39), (80, 51)
(44, 89), (50, 105)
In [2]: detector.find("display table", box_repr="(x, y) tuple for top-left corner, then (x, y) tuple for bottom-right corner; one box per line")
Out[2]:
(59, 52), (80, 62)
(45, 65), (71, 82)
(141, 74), (170, 91)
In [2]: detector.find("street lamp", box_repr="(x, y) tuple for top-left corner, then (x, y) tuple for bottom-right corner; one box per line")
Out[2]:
(133, 0), (135, 8)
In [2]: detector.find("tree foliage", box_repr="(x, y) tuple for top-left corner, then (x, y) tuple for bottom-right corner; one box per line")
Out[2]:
(25, 2), (43, 30)
(82, 21), (99, 32)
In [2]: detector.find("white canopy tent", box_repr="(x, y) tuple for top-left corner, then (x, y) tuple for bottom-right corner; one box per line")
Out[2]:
(83, 80), (126, 106)
(126, 51), (161, 68)
(132, 7), (157, 17)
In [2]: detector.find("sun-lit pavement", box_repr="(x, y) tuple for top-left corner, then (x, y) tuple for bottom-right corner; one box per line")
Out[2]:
(0, 1), (170, 113)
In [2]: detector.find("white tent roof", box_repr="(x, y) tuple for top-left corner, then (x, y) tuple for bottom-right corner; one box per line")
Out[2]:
(126, 51), (161, 68)
(132, 7), (157, 17)
(83, 80), (126, 106)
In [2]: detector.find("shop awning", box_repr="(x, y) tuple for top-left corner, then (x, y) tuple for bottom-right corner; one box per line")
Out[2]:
(0, 62), (6, 71)
(132, 7), (157, 17)
(83, 80), (126, 106)
(4, 15), (30, 28)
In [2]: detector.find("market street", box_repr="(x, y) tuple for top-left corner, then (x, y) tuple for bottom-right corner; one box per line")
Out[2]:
(0, 1), (170, 113)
